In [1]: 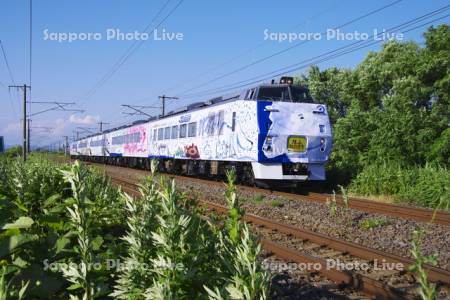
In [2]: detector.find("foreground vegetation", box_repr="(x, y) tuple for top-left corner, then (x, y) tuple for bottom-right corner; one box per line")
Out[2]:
(0, 154), (269, 299)
(298, 25), (450, 209)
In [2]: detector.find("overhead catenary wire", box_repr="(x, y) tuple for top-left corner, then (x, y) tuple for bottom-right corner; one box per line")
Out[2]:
(181, 15), (449, 100)
(77, 13), (448, 141)
(74, 0), (185, 132)
(177, 5), (450, 100)
(0, 40), (19, 119)
(173, 0), (405, 97)
(79, 0), (184, 105)
(156, 1), (340, 97)
(0, 40), (15, 85)
(68, 3), (447, 143)
(99, 0), (405, 124)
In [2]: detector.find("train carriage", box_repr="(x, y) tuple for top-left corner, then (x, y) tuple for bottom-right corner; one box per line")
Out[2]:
(70, 77), (333, 186)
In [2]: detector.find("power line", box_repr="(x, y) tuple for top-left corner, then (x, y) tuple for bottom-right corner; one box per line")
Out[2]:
(99, 11), (446, 135)
(178, 6), (450, 99)
(7, 90), (18, 119)
(79, 0), (184, 105)
(79, 0), (185, 128)
(174, 0), (404, 96)
(157, 1), (340, 96)
(183, 15), (449, 100)
(28, 101), (85, 117)
(121, 104), (158, 117)
(96, 0), (400, 126)
(0, 40), (15, 84)
(0, 40), (19, 119)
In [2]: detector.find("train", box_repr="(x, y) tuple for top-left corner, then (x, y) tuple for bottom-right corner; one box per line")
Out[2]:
(70, 77), (333, 187)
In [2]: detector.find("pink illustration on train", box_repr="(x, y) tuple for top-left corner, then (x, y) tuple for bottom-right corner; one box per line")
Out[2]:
(124, 126), (147, 155)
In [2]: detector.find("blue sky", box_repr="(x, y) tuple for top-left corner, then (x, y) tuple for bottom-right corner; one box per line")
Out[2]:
(0, 0), (448, 148)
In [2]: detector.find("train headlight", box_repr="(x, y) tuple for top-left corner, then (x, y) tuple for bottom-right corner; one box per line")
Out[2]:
(264, 136), (273, 152)
(320, 138), (326, 152)
(280, 76), (294, 85)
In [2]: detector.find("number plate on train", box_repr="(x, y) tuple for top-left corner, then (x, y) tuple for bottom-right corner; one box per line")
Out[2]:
(287, 136), (306, 152)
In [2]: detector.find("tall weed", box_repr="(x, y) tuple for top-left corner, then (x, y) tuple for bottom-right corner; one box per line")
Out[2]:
(349, 163), (450, 209)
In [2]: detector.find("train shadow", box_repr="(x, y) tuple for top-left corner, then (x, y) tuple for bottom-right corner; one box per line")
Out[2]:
(270, 273), (353, 300)
(267, 180), (336, 196)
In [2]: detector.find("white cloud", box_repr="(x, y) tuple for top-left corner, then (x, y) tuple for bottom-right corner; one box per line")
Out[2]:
(1, 121), (22, 134)
(52, 118), (69, 135)
(69, 114), (100, 125)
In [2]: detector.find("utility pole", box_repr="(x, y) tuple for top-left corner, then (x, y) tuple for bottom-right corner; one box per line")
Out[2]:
(158, 95), (178, 116)
(98, 121), (110, 133)
(63, 136), (69, 155)
(9, 84), (31, 161)
(27, 119), (31, 153)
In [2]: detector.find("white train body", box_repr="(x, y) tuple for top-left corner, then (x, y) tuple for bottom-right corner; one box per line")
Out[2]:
(70, 79), (333, 183)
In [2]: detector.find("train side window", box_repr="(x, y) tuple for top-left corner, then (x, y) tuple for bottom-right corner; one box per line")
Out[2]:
(153, 129), (157, 141)
(245, 89), (255, 100)
(179, 124), (187, 138)
(188, 122), (197, 137)
(158, 128), (164, 140)
(164, 127), (171, 139)
(171, 125), (179, 139)
(232, 112), (236, 132)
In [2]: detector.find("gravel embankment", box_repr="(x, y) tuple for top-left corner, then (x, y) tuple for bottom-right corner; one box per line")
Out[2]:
(95, 164), (449, 271)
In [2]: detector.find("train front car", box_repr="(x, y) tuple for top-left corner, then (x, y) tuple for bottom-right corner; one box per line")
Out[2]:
(251, 77), (332, 184)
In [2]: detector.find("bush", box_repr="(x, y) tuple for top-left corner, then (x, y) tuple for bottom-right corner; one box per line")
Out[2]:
(349, 162), (450, 209)
(3, 146), (22, 158)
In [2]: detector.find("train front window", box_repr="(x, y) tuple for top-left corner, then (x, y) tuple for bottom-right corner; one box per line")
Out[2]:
(290, 86), (314, 103)
(257, 87), (290, 101)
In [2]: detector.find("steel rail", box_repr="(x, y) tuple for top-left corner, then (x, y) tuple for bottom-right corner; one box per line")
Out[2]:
(108, 175), (450, 299)
(65, 158), (450, 226)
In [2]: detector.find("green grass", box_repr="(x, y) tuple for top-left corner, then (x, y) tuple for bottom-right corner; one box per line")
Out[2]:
(360, 218), (390, 229)
(251, 194), (265, 204)
(0, 155), (270, 299)
(268, 199), (283, 207)
(349, 163), (450, 210)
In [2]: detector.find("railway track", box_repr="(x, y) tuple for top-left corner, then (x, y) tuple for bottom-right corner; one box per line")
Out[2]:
(109, 175), (450, 300)
(168, 174), (450, 226)
(62, 158), (450, 226)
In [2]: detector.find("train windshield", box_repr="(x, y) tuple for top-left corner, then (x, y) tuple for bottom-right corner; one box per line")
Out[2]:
(257, 87), (290, 101)
(290, 86), (314, 103)
(257, 86), (314, 103)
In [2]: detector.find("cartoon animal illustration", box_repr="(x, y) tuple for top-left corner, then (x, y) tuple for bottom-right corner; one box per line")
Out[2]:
(185, 144), (200, 159)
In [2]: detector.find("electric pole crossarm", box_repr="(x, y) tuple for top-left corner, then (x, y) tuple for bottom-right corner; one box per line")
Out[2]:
(27, 101), (75, 104)
(29, 108), (84, 117)
(28, 101), (84, 117)
(121, 104), (154, 117)
(76, 127), (95, 135)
